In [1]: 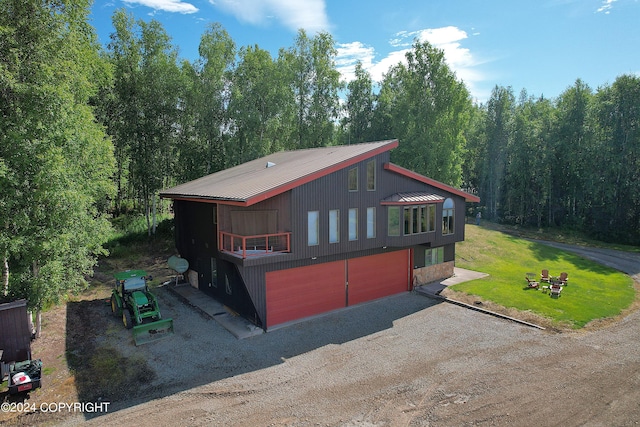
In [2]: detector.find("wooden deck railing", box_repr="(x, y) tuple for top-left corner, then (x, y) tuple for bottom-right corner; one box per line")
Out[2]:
(219, 231), (291, 258)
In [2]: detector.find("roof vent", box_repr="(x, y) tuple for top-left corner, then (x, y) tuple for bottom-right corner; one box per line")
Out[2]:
(266, 161), (276, 168)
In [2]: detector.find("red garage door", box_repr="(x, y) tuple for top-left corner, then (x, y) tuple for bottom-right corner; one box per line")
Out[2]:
(266, 260), (345, 328)
(348, 250), (410, 306)
(265, 250), (411, 328)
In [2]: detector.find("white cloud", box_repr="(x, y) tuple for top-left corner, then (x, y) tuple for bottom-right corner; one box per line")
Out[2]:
(122, 0), (198, 14)
(336, 26), (490, 102)
(211, 0), (330, 34)
(597, 0), (617, 13)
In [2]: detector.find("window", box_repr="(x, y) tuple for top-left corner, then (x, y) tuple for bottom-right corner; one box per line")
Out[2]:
(388, 206), (400, 236)
(366, 207), (376, 238)
(425, 247), (444, 266)
(348, 167), (358, 191)
(418, 205), (436, 233)
(308, 211), (319, 246)
(348, 208), (358, 241)
(329, 210), (339, 243)
(442, 198), (454, 235)
(366, 160), (376, 191)
(404, 207), (411, 235)
(402, 204), (436, 235)
(427, 205), (435, 232)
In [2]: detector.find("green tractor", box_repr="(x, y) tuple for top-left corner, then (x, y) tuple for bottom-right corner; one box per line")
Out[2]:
(110, 270), (174, 345)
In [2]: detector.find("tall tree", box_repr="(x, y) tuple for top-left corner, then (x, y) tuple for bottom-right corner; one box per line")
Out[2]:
(553, 79), (593, 227)
(0, 0), (115, 333)
(505, 91), (553, 227)
(480, 85), (515, 219)
(106, 9), (183, 233)
(179, 23), (236, 178)
(228, 45), (287, 164)
(282, 30), (343, 148)
(591, 75), (640, 243)
(373, 40), (472, 186)
(344, 61), (375, 144)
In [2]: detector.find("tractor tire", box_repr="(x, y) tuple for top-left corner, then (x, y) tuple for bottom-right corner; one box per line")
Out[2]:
(110, 294), (120, 316)
(123, 310), (134, 330)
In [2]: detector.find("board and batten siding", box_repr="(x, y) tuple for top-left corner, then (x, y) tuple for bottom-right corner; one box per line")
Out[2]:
(287, 152), (468, 261)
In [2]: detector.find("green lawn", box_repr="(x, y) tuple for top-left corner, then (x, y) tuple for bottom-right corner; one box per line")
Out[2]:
(452, 224), (636, 329)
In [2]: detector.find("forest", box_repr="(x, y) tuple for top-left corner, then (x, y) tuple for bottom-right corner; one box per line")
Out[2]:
(1, 1), (639, 317)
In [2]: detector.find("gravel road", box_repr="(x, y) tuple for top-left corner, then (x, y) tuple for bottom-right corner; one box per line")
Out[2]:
(532, 240), (640, 279)
(54, 239), (640, 427)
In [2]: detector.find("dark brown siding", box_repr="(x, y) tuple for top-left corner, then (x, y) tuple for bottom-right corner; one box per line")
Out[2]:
(174, 200), (217, 261)
(0, 299), (32, 363)
(218, 192), (291, 235)
(288, 150), (468, 260)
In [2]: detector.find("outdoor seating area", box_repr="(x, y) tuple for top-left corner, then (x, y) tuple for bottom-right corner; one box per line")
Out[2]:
(525, 270), (569, 298)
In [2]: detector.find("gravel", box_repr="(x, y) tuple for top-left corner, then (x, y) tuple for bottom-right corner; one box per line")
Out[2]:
(55, 276), (640, 426)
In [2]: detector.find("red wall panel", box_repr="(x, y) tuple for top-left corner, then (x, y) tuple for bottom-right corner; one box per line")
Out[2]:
(348, 250), (410, 306)
(266, 261), (345, 328)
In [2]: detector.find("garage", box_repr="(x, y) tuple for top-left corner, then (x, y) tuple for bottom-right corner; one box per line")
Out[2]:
(265, 250), (411, 328)
(347, 250), (411, 306)
(266, 260), (346, 328)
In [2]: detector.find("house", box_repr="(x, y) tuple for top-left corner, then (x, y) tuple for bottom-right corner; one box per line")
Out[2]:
(160, 139), (479, 330)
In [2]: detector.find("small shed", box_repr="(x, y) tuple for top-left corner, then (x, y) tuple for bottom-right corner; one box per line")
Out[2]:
(0, 299), (33, 378)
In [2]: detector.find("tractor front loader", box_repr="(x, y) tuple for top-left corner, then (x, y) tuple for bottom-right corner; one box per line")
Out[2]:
(110, 270), (174, 345)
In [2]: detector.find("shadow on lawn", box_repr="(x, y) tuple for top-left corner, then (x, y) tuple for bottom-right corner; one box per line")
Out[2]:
(519, 238), (630, 277)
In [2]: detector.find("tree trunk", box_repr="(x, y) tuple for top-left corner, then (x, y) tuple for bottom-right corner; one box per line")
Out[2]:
(32, 260), (42, 338)
(152, 192), (157, 235)
(36, 309), (42, 339)
(2, 254), (8, 297)
(145, 193), (151, 237)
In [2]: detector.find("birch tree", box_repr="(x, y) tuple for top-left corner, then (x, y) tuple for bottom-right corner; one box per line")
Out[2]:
(0, 0), (115, 334)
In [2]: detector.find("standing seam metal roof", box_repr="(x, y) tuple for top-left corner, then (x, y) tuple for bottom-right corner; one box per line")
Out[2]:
(381, 192), (445, 204)
(160, 140), (398, 204)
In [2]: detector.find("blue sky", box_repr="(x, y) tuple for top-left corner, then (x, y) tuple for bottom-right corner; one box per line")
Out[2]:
(90, 0), (639, 103)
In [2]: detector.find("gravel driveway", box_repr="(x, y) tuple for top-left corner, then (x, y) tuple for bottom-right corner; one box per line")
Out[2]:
(55, 239), (640, 427)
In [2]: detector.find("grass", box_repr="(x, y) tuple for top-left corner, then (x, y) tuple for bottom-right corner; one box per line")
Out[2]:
(105, 214), (174, 259)
(452, 223), (636, 329)
(68, 345), (156, 401)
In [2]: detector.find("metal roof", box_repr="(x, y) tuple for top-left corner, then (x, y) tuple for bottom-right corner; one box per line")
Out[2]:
(160, 140), (399, 206)
(381, 192), (445, 205)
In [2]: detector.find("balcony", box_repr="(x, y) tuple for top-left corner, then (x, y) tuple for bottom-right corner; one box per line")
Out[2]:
(219, 231), (291, 259)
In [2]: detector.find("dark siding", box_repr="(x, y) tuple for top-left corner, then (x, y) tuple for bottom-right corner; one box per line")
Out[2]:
(288, 150), (468, 260)
(218, 192), (291, 235)
(290, 151), (391, 260)
(0, 300), (32, 363)
(174, 200), (217, 261)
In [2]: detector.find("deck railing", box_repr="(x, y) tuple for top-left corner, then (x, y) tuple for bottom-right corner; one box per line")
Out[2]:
(219, 231), (291, 258)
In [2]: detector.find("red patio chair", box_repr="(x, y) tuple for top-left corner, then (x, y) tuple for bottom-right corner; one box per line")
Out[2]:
(541, 269), (551, 283)
(558, 272), (568, 285)
(526, 277), (539, 289)
(549, 283), (563, 297)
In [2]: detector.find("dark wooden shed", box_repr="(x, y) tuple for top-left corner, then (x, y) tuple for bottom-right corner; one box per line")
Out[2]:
(0, 299), (33, 377)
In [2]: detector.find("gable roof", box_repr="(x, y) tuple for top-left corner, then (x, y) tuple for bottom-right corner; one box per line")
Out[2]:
(160, 139), (480, 206)
(160, 140), (399, 206)
(383, 163), (480, 203)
